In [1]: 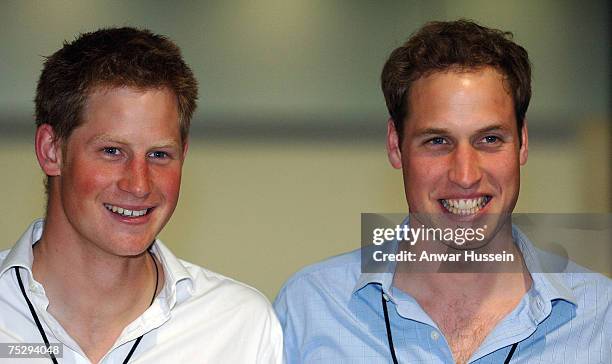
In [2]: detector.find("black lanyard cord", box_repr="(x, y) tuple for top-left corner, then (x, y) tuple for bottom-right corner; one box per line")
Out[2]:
(503, 342), (518, 364)
(15, 267), (59, 364)
(14, 250), (159, 364)
(122, 251), (159, 364)
(381, 290), (518, 363)
(381, 291), (399, 364)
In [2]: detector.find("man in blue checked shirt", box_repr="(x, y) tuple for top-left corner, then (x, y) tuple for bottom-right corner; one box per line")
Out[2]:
(274, 20), (611, 363)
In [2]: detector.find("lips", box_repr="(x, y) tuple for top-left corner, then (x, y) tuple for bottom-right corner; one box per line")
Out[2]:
(439, 196), (491, 215)
(104, 203), (152, 217)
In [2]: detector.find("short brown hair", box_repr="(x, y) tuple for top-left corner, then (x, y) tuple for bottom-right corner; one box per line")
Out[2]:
(381, 20), (531, 143)
(35, 27), (198, 144)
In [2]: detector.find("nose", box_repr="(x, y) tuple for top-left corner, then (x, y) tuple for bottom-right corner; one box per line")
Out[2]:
(448, 143), (482, 189)
(118, 158), (151, 198)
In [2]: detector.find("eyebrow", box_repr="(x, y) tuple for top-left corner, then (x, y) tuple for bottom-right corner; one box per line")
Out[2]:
(89, 134), (181, 149)
(412, 124), (511, 137)
(412, 127), (450, 137)
(475, 124), (511, 134)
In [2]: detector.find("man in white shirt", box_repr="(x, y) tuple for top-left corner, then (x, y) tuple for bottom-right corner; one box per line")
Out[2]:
(0, 27), (282, 363)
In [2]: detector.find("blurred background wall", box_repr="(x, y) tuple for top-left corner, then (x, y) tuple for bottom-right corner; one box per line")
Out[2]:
(0, 0), (609, 299)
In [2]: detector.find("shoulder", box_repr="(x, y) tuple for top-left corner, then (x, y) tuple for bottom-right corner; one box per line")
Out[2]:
(153, 239), (275, 316)
(168, 259), (282, 344)
(180, 259), (276, 315)
(158, 259), (283, 363)
(273, 248), (363, 325)
(273, 248), (376, 361)
(553, 266), (612, 324)
(559, 261), (611, 299)
(276, 248), (362, 299)
(566, 270), (611, 301)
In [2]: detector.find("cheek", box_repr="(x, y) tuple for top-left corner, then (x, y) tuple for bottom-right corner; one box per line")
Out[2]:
(153, 167), (183, 203)
(402, 156), (448, 209)
(404, 155), (446, 186)
(62, 159), (115, 200)
(482, 154), (520, 184)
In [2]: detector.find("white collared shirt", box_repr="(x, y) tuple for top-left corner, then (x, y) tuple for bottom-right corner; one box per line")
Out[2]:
(0, 219), (283, 363)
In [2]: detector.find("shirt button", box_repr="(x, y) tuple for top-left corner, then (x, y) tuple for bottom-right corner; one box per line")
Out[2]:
(431, 331), (440, 340)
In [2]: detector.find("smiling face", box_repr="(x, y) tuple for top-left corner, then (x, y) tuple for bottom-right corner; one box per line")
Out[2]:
(40, 86), (186, 257)
(387, 67), (528, 241)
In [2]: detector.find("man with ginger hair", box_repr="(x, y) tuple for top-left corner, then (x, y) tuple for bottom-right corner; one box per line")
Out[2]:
(274, 20), (610, 363)
(0, 27), (282, 363)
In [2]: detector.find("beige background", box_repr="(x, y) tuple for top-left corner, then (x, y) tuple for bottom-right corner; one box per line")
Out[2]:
(1, 130), (609, 299)
(0, 1), (610, 300)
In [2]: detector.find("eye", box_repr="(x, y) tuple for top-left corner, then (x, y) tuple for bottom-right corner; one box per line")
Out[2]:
(481, 135), (500, 144)
(427, 137), (448, 145)
(149, 151), (169, 159)
(102, 147), (121, 156)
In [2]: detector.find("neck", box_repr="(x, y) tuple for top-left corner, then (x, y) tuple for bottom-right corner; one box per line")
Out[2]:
(32, 235), (160, 322)
(394, 218), (532, 301)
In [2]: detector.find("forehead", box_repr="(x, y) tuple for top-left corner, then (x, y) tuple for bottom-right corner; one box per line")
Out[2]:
(73, 86), (181, 144)
(83, 85), (178, 114)
(406, 67), (516, 132)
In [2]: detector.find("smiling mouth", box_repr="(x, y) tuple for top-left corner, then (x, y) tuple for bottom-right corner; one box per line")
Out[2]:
(104, 203), (152, 218)
(439, 196), (491, 216)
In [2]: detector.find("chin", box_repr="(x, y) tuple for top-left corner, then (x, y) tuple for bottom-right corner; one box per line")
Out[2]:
(105, 235), (156, 256)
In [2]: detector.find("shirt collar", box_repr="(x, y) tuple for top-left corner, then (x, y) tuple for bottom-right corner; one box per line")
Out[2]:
(352, 218), (577, 306)
(0, 218), (43, 278)
(511, 226), (577, 305)
(149, 238), (194, 308)
(352, 216), (407, 297)
(0, 219), (196, 309)
(353, 241), (398, 297)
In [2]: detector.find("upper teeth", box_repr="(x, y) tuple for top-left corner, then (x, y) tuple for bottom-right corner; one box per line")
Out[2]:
(104, 204), (149, 217)
(441, 196), (490, 215)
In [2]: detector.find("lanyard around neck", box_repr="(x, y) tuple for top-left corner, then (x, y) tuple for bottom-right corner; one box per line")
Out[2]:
(381, 290), (518, 363)
(14, 250), (159, 364)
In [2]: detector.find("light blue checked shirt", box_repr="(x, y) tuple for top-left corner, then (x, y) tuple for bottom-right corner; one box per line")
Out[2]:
(274, 226), (611, 363)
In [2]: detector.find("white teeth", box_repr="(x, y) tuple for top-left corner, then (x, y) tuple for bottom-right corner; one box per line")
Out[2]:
(104, 204), (149, 218)
(441, 196), (489, 215)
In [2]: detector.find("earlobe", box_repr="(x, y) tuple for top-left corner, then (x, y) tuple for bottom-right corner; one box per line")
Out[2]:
(386, 119), (403, 169)
(35, 124), (62, 176)
(519, 120), (529, 166)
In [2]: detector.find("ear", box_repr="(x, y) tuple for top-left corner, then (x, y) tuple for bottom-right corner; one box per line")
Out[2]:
(386, 119), (402, 169)
(181, 137), (189, 160)
(519, 119), (528, 166)
(35, 124), (62, 176)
